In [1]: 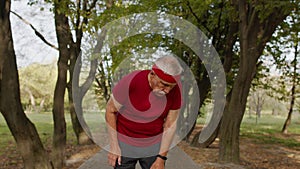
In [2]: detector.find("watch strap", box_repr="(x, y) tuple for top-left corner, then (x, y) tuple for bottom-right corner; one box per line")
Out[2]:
(156, 154), (167, 160)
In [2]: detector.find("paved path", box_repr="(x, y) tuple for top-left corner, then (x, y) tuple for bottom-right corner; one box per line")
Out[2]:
(78, 146), (202, 169)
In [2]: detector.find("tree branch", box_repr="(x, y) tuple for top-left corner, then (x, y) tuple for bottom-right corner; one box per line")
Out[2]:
(246, 2), (258, 37)
(75, 0), (81, 37)
(10, 10), (58, 51)
(186, 0), (211, 34)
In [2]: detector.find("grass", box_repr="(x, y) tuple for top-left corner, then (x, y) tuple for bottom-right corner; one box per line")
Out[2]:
(0, 111), (106, 155)
(0, 112), (299, 156)
(240, 114), (300, 148)
(0, 119), (15, 153)
(0, 112), (79, 156)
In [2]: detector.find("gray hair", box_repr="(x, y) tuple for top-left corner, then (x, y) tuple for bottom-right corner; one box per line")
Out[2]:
(154, 55), (183, 76)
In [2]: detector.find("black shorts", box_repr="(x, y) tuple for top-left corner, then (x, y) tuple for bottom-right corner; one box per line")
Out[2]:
(114, 141), (161, 169)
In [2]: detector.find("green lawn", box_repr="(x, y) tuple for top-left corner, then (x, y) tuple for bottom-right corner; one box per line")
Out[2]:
(240, 114), (300, 148)
(0, 114), (61, 153)
(0, 112), (104, 155)
(0, 112), (299, 156)
(241, 114), (300, 134)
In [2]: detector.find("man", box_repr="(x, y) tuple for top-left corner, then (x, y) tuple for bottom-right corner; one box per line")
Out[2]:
(105, 55), (183, 169)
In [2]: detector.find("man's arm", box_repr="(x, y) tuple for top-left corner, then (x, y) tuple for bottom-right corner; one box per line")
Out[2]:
(105, 95), (122, 167)
(150, 109), (180, 169)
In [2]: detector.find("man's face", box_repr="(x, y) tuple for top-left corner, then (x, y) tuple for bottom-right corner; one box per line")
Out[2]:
(149, 71), (177, 97)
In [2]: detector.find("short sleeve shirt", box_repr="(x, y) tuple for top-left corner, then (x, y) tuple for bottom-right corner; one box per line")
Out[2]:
(112, 70), (182, 146)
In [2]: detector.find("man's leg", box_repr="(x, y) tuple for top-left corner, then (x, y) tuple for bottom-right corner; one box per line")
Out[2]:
(114, 156), (138, 169)
(138, 156), (157, 169)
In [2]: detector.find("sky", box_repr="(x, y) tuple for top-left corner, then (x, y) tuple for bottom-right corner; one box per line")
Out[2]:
(11, 0), (58, 68)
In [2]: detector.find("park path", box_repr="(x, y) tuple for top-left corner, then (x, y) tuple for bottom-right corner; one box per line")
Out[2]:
(78, 146), (202, 169)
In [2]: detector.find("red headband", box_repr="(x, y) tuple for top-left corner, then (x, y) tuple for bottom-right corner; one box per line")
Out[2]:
(152, 64), (181, 83)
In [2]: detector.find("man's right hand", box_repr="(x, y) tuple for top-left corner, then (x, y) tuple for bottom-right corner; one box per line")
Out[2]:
(106, 95), (123, 167)
(108, 144), (121, 167)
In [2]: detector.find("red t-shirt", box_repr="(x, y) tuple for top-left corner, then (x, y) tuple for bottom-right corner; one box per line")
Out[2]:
(112, 70), (182, 146)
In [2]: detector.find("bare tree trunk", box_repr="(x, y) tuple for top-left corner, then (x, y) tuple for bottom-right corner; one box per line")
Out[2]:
(95, 62), (111, 102)
(51, 44), (68, 168)
(69, 29), (107, 145)
(66, 0), (99, 145)
(282, 85), (295, 134)
(0, 1), (52, 168)
(189, 6), (239, 147)
(282, 43), (298, 134)
(253, 91), (265, 119)
(38, 98), (45, 113)
(219, 0), (292, 163)
(191, 123), (220, 148)
(25, 87), (35, 113)
(68, 52), (94, 145)
(190, 58), (212, 147)
(52, 1), (70, 168)
(68, 47), (93, 145)
(69, 95), (94, 144)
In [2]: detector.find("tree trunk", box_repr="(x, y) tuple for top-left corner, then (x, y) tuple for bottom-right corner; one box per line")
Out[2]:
(69, 29), (107, 145)
(66, 0), (100, 145)
(96, 62), (111, 102)
(219, 0), (292, 163)
(191, 122), (220, 148)
(25, 87), (35, 113)
(189, 57), (212, 146)
(0, 1), (52, 168)
(39, 98), (45, 113)
(52, 1), (71, 168)
(254, 91), (264, 118)
(282, 85), (295, 134)
(68, 52), (94, 145)
(282, 43), (298, 134)
(51, 43), (68, 168)
(190, 7), (239, 147)
(69, 95), (94, 144)
(67, 28), (106, 146)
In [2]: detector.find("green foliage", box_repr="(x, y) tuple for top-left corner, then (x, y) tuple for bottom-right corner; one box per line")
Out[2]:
(93, 0), (237, 104)
(255, 0), (294, 21)
(18, 63), (57, 112)
(256, 0), (300, 104)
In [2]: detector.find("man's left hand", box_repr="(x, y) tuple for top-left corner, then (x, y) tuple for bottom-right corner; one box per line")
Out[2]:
(150, 158), (165, 169)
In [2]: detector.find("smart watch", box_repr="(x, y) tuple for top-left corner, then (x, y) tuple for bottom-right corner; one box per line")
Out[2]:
(156, 154), (168, 161)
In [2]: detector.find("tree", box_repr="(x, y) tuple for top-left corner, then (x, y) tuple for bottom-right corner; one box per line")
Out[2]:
(219, 0), (295, 163)
(182, 0), (240, 147)
(0, 0), (52, 168)
(264, 6), (300, 134)
(93, 0), (237, 148)
(51, 0), (105, 167)
(19, 63), (57, 113)
(52, 1), (70, 167)
(84, 2), (297, 164)
(249, 89), (266, 123)
(282, 42), (299, 134)
(63, 0), (98, 146)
